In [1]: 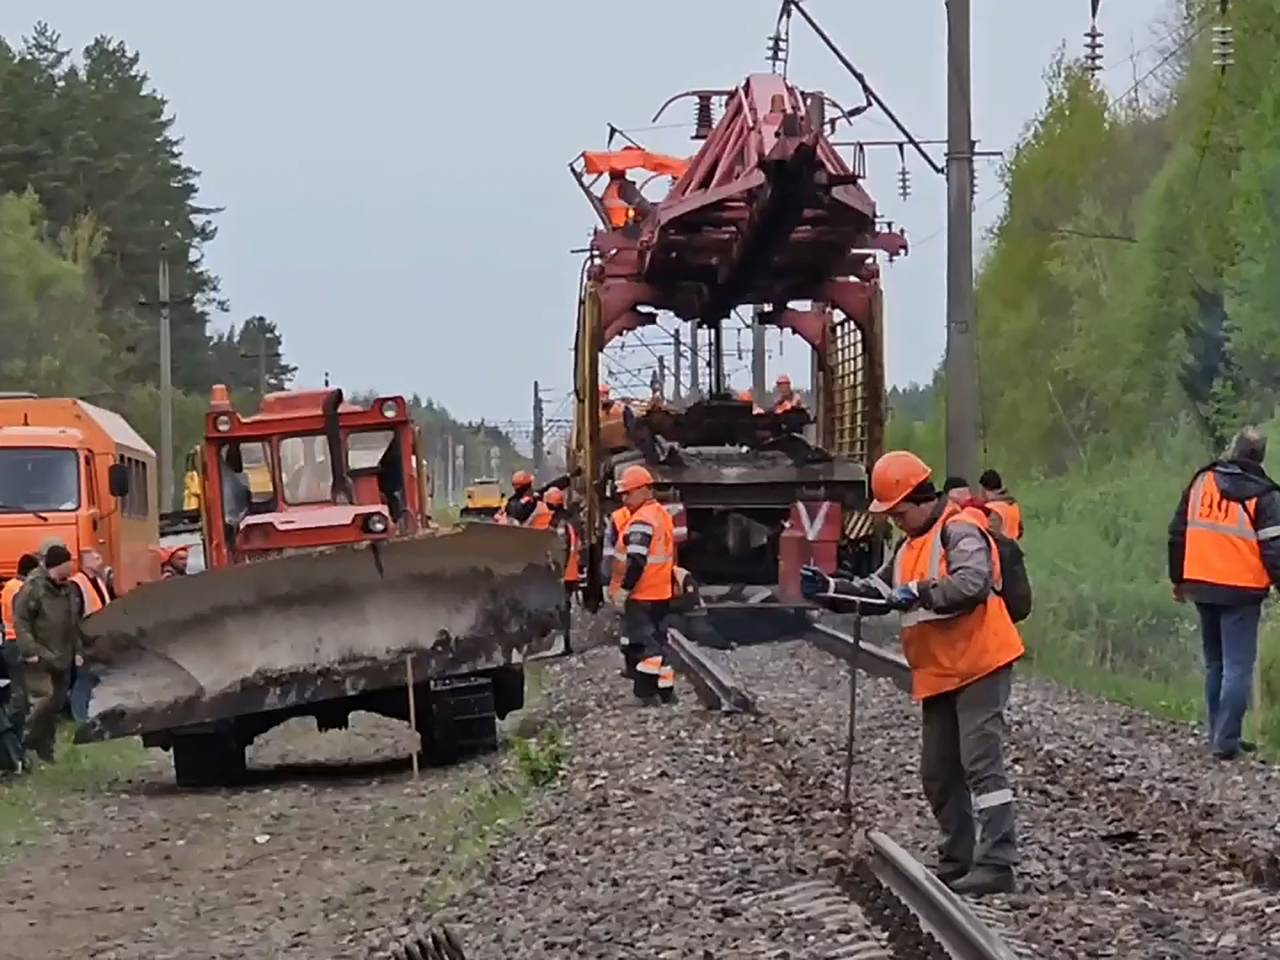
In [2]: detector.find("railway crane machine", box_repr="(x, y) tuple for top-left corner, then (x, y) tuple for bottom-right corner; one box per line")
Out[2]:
(569, 73), (907, 643)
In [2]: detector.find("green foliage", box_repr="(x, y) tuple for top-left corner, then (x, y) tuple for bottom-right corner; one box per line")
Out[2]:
(511, 726), (566, 788)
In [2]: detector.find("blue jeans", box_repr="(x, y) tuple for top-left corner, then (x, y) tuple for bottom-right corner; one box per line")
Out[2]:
(1195, 602), (1260, 754)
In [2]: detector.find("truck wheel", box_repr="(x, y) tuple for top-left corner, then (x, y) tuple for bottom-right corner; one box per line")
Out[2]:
(172, 732), (246, 788)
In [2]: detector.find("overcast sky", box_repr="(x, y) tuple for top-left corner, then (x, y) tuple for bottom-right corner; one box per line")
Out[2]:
(4, 2), (1175, 423)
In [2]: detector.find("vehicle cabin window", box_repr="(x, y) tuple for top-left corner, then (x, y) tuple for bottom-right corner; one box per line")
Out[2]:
(116, 454), (149, 518)
(84, 453), (98, 508)
(218, 441), (273, 524)
(280, 435), (333, 504)
(348, 430), (395, 471)
(0, 449), (80, 513)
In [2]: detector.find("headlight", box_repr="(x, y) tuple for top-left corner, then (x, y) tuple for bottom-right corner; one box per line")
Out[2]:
(364, 513), (389, 534)
(214, 414), (233, 433)
(379, 399), (399, 419)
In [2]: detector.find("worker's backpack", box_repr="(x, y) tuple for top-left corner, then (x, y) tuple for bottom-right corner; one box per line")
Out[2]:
(991, 531), (1032, 623)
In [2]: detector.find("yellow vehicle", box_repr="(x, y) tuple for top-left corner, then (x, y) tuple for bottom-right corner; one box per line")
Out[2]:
(460, 477), (503, 522)
(181, 444), (271, 510)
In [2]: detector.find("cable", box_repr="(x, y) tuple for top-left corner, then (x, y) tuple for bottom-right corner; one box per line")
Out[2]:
(1107, 17), (1210, 110)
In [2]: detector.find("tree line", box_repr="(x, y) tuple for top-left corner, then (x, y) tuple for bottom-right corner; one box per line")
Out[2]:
(0, 22), (523, 504)
(892, 0), (1280, 478)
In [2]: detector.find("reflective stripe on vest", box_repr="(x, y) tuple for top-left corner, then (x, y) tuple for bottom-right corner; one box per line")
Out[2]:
(623, 499), (675, 601)
(1183, 471), (1270, 590)
(893, 502), (1023, 701)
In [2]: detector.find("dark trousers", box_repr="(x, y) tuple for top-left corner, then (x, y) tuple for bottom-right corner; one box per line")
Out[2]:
(920, 665), (1018, 871)
(622, 600), (669, 698)
(1195, 601), (1260, 754)
(23, 663), (68, 760)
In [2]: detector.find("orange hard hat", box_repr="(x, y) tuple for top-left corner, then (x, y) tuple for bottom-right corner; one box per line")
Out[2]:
(512, 469), (534, 488)
(869, 450), (932, 513)
(544, 487), (565, 507)
(617, 464), (655, 494)
(737, 389), (753, 402)
(776, 374), (791, 387)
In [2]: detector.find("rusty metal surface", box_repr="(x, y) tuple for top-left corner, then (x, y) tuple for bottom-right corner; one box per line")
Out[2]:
(76, 524), (565, 742)
(807, 621), (911, 693)
(666, 627), (756, 713)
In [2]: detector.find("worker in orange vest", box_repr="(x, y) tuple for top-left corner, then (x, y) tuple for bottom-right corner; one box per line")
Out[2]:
(771, 374), (804, 414)
(800, 450), (1024, 896)
(603, 499), (634, 676)
(612, 465), (676, 702)
(544, 488), (580, 654)
(1169, 426), (1280, 760)
(496, 470), (548, 527)
(1, 553), (40, 756)
(978, 470), (1023, 540)
(70, 548), (114, 616)
(2, 554), (39, 644)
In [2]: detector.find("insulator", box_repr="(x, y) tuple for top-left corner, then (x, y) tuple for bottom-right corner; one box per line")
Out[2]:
(766, 31), (789, 71)
(693, 94), (714, 141)
(971, 165), (978, 204)
(1212, 24), (1235, 69)
(736, 328), (743, 361)
(1083, 22), (1104, 74)
(896, 144), (910, 202)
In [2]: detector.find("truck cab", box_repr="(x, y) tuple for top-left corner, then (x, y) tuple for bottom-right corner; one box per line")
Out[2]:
(195, 385), (428, 568)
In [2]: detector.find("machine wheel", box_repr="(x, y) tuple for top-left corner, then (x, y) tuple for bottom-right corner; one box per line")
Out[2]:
(421, 678), (498, 766)
(171, 731), (246, 788)
(491, 665), (525, 719)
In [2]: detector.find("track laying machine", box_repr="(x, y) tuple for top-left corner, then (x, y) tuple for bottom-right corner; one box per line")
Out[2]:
(569, 73), (907, 643)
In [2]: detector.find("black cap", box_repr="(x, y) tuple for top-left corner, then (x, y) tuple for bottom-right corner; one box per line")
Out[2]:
(44, 544), (72, 568)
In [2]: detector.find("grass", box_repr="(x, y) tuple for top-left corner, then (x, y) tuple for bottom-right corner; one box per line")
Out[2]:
(0, 726), (147, 854)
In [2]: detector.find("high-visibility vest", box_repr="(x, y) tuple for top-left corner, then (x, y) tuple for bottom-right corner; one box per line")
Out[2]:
(621, 499), (676, 601)
(70, 571), (110, 615)
(987, 500), (1022, 540)
(1, 578), (22, 640)
(525, 500), (552, 530)
(558, 518), (581, 584)
(893, 502), (1024, 701)
(1183, 470), (1271, 590)
(601, 177), (632, 229)
(606, 506), (631, 593)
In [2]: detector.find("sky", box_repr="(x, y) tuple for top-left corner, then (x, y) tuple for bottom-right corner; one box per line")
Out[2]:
(4, 1), (1178, 424)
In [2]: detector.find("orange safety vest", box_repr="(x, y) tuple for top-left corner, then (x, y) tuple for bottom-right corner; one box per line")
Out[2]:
(601, 177), (633, 229)
(893, 502), (1024, 701)
(70, 571), (110, 615)
(525, 499), (552, 530)
(558, 518), (582, 583)
(987, 500), (1022, 540)
(1183, 470), (1270, 590)
(621, 499), (676, 602)
(607, 506), (631, 595)
(1, 578), (22, 641)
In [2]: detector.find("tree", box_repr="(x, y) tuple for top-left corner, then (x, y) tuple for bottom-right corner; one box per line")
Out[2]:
(208, 316), (298, 410)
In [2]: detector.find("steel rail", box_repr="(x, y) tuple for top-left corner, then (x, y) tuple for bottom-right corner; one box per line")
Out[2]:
(807, 622), (912, 693)
(666, 627), (757, 713)
(867, 831), (1021, 960)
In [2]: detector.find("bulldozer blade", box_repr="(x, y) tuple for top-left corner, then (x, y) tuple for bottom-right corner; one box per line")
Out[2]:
(75, 523), (566, 743)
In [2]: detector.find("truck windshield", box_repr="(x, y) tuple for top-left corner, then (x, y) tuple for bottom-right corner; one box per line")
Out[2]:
(280, 435), (333, 504)
(0, 448), (79, 512)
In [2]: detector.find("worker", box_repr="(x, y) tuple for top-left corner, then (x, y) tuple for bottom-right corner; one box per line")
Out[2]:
(738, 388), (764, 415)
(800, 450), (1024, 896)
(14, 544), (82, 763)
(979, 470), (1023, 540)
(612, 465), (677, 702)
(70, 549), (114, 616)
(601, 172), (636, 229)
(162, 546), (190, 579)
(772, 374), (805, 414)
(499, 470), (547, 527)
(2, 554), (40, 645)
(943, 476), (973, 505)
(545, 488), (580, 653)
(603, 499), (633, 675)
(1168, 425), (1280, 760)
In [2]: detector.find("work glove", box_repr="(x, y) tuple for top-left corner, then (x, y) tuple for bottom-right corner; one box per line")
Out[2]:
(888, 582), (920, 611)
(610, 588), (631, 611)
(800, 565), (833, 599)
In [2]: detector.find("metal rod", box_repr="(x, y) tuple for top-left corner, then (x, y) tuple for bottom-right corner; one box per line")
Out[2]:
(787, 0), (945, 175)
(842, 609), (861, 828)
(406, 655), (419, 780)
(158, 251), (173, 513)
(945, 0), (981, 485)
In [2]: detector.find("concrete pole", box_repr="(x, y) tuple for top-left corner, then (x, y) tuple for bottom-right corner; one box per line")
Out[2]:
(751, 305), (768, 401)
(945, 0), (981, 485)
(672, 327), (683, 403)
(687, 321), (700, 399)
(158, 250), (174, 512)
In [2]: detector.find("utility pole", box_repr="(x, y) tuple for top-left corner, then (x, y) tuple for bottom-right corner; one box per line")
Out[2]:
(445, 433), (454, 504)
(240, 317), (282, 400)
(688, 321), (700, 400)
(751, 305), (768, 401)
(531, 380), (545, 475)
(158, 249), (173, 512)
(672, 327), (683, 403)
(945, 0), (981, 485)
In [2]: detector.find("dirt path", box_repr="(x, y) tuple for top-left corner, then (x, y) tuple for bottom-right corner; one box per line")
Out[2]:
(0, 714), (518, 960)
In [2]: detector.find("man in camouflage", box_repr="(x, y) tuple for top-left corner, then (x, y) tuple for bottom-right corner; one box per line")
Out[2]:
(15, 543), (82, 762)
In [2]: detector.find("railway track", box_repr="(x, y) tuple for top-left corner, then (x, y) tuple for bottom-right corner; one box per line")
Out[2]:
(668, 616), (1025, 960)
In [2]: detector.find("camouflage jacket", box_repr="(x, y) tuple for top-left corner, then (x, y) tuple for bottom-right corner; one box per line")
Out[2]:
(14, 567), (82, 669)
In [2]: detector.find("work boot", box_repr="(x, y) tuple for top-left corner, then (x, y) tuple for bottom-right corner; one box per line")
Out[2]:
(933, 861), (970, 885)
(949, 866), (1015, 897)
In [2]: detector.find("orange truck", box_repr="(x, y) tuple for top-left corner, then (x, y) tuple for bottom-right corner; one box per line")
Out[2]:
(0, 394), (160, 591)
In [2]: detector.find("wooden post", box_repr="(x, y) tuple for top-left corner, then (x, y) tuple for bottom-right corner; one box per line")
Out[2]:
(406, 655), (419, 780)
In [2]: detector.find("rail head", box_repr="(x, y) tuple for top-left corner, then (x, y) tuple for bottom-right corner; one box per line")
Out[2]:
(666, 627), (756, 714)
(808, 622), (912, 692)
(866, 830), (1020, 960)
